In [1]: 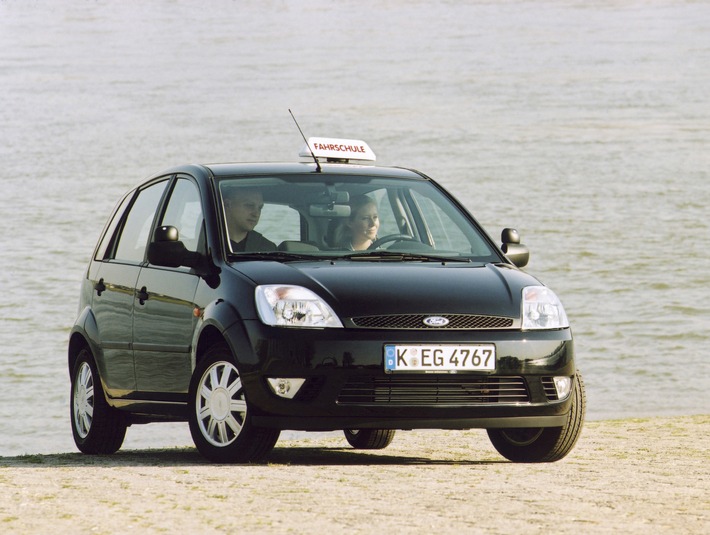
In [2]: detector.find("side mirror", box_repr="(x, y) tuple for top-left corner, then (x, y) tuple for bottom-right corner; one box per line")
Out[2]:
(501, 228), (530, 268)
(147, 226), (200, 268)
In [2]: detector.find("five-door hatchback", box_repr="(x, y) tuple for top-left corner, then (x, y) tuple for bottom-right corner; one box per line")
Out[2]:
(69, 137), (585, 463)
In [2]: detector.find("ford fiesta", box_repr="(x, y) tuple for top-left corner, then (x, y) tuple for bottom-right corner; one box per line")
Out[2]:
(68, 137), (585, 463)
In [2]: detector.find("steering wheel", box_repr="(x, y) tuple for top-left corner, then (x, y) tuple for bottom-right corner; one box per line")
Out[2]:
(368, 234), (418, 250)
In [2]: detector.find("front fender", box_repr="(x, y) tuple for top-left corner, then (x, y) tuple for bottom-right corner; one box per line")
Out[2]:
(192, 298), (255, 369)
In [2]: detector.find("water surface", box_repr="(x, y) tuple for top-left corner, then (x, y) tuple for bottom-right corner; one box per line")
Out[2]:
(1, 0), (708, 456)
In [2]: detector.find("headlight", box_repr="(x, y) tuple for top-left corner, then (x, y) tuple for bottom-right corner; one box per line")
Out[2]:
(521, 286), (569, 330)
(255, 285), (343, 328)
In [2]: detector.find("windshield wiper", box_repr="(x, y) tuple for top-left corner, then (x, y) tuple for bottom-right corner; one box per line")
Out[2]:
(230, 250), (471, 263)
(341, 251), (471, 263)
(229, 251), (315, 262)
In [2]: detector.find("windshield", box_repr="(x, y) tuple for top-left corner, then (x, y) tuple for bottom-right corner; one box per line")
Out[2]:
(217, 173), (501, 262)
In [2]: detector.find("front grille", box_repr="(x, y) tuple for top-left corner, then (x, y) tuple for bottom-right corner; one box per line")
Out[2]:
(337, 375), (529, 405)
(349, 314), (515, 330)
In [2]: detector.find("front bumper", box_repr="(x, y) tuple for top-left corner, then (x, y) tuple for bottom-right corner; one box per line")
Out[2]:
(231, 321), (576, 431)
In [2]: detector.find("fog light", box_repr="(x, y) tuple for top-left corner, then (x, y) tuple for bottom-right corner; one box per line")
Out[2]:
(553, 376), (573, 400)
(267, 378), (306, 399)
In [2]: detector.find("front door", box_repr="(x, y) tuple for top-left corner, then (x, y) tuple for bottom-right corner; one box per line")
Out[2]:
(132, 268), (198, 395)
(132, 176), (205, 396)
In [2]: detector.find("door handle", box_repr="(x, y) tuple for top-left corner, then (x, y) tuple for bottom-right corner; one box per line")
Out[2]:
(95, 278), (106, 296)
(136, 286), (149, 305)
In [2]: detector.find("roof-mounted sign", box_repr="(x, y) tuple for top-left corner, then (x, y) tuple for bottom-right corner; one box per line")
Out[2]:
(299, 137), (376, 162)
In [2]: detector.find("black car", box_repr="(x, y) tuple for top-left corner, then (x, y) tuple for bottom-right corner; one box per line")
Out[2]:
(68, 137), (584, 463)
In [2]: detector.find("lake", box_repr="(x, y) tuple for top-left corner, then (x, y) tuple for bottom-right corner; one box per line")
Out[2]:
(1, 0), (708, 456)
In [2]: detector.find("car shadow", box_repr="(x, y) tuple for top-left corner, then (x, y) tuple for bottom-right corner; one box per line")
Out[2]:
(2, 445), (505, 467)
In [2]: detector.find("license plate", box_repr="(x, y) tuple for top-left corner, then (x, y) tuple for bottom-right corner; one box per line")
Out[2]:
(384, 344), (496, 373)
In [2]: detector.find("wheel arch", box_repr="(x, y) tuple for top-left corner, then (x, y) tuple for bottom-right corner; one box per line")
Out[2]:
(68, 331), (91, 374)
(194, 324), (228, 368)
(68, 306), (101, 373)
(193, 297), (256, 369)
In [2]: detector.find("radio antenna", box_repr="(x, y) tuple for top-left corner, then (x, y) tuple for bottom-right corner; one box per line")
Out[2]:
(289, 109), (322, 173)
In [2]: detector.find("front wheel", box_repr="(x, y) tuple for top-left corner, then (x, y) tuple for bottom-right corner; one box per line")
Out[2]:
(487, 372), (586, 462)
(188, 343), (279, 463)
(344, 429), (396, 449)
(70, 348), (127, 454)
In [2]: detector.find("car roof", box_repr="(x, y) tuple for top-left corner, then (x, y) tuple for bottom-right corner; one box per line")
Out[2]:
(201, 162), (429, 180)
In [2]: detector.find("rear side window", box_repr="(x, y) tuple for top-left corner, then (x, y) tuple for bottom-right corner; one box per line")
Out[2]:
(113, 180), (168, 263)
(94, 193), (133, 261)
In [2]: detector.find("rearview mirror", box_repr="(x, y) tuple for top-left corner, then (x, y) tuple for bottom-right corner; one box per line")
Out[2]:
(309, 204), (351, 217)
(308, 186), (351, 217)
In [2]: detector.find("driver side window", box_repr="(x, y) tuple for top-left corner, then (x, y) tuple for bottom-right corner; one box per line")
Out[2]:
(159, 178), (205, 253)
(113, 180), (168, 263)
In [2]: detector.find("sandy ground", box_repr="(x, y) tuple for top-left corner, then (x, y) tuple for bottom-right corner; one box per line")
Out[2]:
(1, 415), (708, 534)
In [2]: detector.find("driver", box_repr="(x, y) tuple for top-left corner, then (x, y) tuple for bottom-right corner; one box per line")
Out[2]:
(223, 188), (277, 252)
(342, 195), (379, 250)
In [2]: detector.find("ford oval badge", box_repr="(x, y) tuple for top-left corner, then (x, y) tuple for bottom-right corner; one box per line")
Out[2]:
(423, 316), (449, 327)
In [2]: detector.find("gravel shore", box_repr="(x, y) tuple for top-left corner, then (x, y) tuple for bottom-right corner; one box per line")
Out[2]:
(1, 415), (708, 534)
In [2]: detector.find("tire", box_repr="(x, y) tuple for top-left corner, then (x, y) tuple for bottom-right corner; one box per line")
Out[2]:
(344, 429), (396, 449)
(188, 342), (280, 463)
(70, 348), (127, 454)
(487, 371), (586, 463)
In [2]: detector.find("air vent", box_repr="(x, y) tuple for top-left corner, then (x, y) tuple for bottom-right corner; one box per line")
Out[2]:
(541, 377), (559, 401)
(337, 375), (529, 405)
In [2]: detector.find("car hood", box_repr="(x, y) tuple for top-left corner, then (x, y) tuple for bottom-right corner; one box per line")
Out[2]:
(231, 261), (542, 318)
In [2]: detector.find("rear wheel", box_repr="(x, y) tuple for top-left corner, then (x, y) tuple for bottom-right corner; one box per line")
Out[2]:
(487, 372), (586, 462)
(188, 342), (280, 463)
(70, 348), (127, 454)
(344, 429), (396, 449)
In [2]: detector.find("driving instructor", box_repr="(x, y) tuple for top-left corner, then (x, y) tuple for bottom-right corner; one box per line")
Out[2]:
(223, 188), (277, 252)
